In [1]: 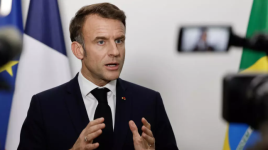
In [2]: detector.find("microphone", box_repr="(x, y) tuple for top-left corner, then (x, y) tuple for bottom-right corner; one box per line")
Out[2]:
(0, 27), (22, 90)
(0, 27), (22, 67)
(230, 32), (268, 54)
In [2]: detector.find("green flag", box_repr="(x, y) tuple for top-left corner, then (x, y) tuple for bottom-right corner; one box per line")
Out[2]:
(223, 1), (268, 150)
(240, 0), (268, 71)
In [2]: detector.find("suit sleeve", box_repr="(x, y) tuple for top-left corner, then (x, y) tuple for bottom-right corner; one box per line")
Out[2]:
(155, 92), (179, 150)
(18, 95), (47, 150)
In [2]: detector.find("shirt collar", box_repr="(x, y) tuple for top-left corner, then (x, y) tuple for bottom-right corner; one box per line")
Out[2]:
(78, 71), (117, 98)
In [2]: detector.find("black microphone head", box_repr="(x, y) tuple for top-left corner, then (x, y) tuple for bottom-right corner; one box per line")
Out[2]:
(0, 27), (22, 67)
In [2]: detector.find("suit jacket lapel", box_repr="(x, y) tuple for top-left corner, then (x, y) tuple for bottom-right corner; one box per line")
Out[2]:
(113, 78), (132, 150)
(64, 74), (89, 136)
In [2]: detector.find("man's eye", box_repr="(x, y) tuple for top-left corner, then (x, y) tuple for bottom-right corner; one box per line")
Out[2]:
(98, 41), (105, 45)
(115, 39), (123, 44)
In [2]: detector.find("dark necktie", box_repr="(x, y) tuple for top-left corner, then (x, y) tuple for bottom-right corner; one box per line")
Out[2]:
(91, 88), (113, 149)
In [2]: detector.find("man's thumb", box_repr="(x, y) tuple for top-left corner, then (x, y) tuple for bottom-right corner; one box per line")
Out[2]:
(129, 120), (140, 137)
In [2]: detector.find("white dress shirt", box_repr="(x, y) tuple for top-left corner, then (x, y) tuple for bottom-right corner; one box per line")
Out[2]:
(78, 71), (117, 129)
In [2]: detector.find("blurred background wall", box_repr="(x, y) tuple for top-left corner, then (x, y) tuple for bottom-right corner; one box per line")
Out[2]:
(21, 0), (252, 149)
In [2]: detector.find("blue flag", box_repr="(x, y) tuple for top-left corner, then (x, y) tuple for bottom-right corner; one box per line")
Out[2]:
(25, 0), (67, 55)
(0, 0), (22, 149)
(4, 0), (71, 149)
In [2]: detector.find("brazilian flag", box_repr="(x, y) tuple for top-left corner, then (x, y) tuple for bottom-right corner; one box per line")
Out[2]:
(223, 0), (268, 150)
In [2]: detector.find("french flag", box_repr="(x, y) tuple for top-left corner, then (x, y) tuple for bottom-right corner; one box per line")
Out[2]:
(5, 0), (71, 149)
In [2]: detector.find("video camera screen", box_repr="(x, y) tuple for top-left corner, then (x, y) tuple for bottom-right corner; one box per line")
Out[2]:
(178, 26), (231, 52)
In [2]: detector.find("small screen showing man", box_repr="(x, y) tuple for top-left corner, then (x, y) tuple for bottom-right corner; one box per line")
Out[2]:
(180, 27), (229, 52)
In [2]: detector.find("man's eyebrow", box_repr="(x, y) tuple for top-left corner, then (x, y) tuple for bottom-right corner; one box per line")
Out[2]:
(116, 35), (126, 39)
(93, 35), (126, 41)
(93, 36), (109, 41)
(118, 35), (126, 39)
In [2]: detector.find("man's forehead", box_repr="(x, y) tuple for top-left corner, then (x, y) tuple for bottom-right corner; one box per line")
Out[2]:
(94, 25), (125, 33)
(83, 14), (125, 36)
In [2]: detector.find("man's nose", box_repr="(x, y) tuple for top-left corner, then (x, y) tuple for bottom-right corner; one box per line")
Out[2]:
(108, 41), (120, 57)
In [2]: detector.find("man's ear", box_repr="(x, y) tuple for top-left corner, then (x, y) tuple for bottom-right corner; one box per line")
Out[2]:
(71, 41), (84, 60)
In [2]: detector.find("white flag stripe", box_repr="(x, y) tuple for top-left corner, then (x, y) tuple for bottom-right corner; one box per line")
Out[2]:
(5, 34), (71, 150)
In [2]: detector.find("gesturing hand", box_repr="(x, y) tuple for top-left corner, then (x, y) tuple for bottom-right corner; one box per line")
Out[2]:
(129, 118), (155, 150)
(70, 117), (105, 150)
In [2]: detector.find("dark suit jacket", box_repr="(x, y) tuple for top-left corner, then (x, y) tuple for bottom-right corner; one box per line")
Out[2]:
(18, 74), (178, 150)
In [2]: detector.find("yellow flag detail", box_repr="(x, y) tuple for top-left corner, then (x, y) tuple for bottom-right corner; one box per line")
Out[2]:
(242, 56), (268, 72)
(0, 61), (19, 76)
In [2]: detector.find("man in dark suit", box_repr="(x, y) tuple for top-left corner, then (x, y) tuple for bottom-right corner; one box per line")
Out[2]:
(193, 28), (215, 52)
(18, 3), (178, 150)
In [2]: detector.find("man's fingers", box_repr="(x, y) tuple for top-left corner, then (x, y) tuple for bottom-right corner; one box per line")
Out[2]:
(142, 117), (151, 130)
(86, 117), (104, 129)
(84, 118), (105, 135)
(85, 129), (102, 143)
(141, 118), (155, 147)
(85, 123), (105, 135)
(142, 132), (155, 146)
(142, 125), (153, 137)
(85, 142), (99, 150)
(129, 120), (140, 138)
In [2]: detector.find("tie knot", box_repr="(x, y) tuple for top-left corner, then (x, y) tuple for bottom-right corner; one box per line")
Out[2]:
(91, 88), (110, 104)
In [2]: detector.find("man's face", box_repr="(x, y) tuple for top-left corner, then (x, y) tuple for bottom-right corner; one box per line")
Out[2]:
(201, 32), (207, 41)
(80, 14), (125, 84)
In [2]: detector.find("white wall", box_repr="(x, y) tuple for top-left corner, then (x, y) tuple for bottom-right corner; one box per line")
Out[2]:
(21, 0), (253, 149)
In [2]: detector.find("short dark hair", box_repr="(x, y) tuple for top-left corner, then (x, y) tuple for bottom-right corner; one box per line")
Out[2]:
(69, 2), (126, 46)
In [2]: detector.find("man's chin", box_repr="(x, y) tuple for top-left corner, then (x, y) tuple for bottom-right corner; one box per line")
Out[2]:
(104, 73), (120, 81)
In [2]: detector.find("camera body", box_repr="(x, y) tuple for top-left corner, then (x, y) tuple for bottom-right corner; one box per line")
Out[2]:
(223, 73), (268, 129)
